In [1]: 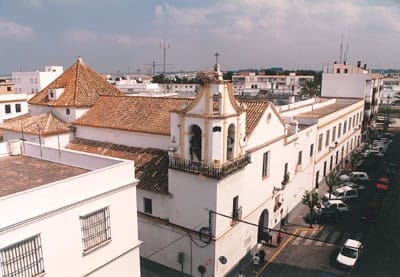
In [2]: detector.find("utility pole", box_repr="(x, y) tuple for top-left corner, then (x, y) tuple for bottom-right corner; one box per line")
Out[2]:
(161, 40), (170, 75)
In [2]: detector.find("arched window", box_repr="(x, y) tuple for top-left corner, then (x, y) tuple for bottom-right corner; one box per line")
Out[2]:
(227, 124), (235, 160)
(189, 125), (202, 161)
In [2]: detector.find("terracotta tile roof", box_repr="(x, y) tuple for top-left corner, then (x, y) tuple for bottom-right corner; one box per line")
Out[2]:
(66, 138), (169, 194)
(0, 112), (70, 136)
(28, 57), (124, 107)
(73, 95), (270, 137)
(73, 96), (191, 135)
(238, 100), (270, 137)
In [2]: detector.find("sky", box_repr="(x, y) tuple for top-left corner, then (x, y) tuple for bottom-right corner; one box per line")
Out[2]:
(1, 0), (399, 75)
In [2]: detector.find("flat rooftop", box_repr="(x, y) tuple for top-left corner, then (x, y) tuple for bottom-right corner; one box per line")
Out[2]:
(295, 98), (361, 120)
(0, 155), (89, 197)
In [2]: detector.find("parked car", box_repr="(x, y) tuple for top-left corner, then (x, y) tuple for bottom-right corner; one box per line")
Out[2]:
(339, 171), (369, 182)
(336, 239), (363, 268)
(323, 186), (358, 201)
(307, 207), (343, 224)
(337, 181), (365, 191)
(314, 199), (349, 215)
(361, 208), (378, 223)
(376, 177), (390, 191)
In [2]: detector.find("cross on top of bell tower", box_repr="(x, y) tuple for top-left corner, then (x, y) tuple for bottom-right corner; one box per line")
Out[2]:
(213, 51), (223, 80)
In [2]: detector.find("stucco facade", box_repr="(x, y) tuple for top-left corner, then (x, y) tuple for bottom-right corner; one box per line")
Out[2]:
(0, 142), (141, 276)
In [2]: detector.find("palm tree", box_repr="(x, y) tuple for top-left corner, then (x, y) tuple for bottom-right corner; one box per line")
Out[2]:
(302, 189), (319, 228)
(325, 172), (338, 200)
(300, 80), (321, 98)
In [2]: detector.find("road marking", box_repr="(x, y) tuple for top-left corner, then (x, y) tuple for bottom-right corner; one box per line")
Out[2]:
(292, 230), (307, 245)
(256, 226), (323, 276)
(315, 229), (330, 246)
(327, 231), (340, 246)
(340, 232), (350, 245)
(304, 230), (317, 246)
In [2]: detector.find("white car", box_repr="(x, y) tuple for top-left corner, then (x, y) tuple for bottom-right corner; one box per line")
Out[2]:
(314, 199), (349, 215)
(323, 186), (358, 201)
(337, 181), (365, 191)
(336, 239), (363, 268)
(339, 171), (369, 182)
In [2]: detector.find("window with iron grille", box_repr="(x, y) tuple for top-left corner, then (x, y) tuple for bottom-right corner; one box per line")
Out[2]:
(80, 207), (111, 252)
(0, 234), (45, 277)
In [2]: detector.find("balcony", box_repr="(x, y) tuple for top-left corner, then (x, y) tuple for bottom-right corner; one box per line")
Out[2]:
(169, 153), (251, 179)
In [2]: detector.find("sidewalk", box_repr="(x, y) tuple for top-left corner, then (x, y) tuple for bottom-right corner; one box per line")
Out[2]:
(228, 183), (330, 277)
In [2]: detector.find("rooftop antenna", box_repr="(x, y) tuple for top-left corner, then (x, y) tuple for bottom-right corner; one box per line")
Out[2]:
(145, 61), (163, 75)
(160, 39), (170, 74)
(343, 40), (349, 64)
(339, 34), (343, 64)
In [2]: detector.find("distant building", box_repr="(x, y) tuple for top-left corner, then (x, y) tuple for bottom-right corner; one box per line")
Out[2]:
(0, 78), (15, 94)
(321, 61), (383, 129)
(12, 66), (63, 95)
(0, 141), (141, 276)
(380, 77), (400, 105)
(1, 57), (124, 147)
(232, 72), (314, 96)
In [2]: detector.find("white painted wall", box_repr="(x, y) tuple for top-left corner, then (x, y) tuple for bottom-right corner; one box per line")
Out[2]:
(2, 130), (72, 149)
(76, 125), (170, 149)
(0, 94), (29, 122)
(12, 68), (62, 95)
(29, 105), (89, 123)
(0, 143), (141, 276)
(322, 74), (367, 98)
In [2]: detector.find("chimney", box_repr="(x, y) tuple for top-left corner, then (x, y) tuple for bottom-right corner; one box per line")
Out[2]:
(357, 61), (361, 67)
(363, 64), (367, 69)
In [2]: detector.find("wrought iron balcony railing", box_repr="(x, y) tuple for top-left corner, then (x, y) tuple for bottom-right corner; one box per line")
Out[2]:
(169, 153), (251, 179)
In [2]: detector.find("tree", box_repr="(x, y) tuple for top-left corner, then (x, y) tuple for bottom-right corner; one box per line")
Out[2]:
(302, 189), (319, 228)
(300, 79), (321, 98)
(350, 151), (363, 170)
(325, 172), (338, 200)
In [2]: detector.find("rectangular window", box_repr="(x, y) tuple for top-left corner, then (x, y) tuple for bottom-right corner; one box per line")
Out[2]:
(0, 235), (45, 277)
(348, 118), (352, 130)
(297, 151), (302, 166)
(332, 126), (336, 142)
(325, 130), (330, 146)
(284, 162), (288, 177)
(338, 123), (342, 138)
(309, 144), (314, 157)
(80, 207), (111, 252)
(66, 108), (70, 115)
(262, 151), (270, 178)
(15, 103), (21, 113)
(144, 198), (152, 214)
(343, 121), (347, 134)
(318, 134), (323, 152)
(4, 104), (11, 114)
(232, 196), (241, 221)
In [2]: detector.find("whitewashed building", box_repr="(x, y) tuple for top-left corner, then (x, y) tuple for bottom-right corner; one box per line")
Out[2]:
(0, 93), (29, 123)
(1, 58), (124, 148)
(380, 77), (400, 105)
(0, 141), (141, 276)
(12, 66), (63, 95)
(321, 62), (383, 128)
(1, 58), (367, 276)
(64, 64), (364, 276)
(232, 72), (314, 96)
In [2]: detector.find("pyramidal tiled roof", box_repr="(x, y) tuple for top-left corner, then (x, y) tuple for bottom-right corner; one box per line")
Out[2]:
(0, 112), (70, 136)
(28, 57), (124, 107)
(73, 95), (271, 137)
